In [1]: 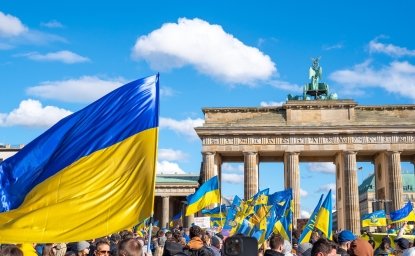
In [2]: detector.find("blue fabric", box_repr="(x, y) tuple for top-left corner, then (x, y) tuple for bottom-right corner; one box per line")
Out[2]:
(0, 75), (159, 212)
(390, 201), (414, 222)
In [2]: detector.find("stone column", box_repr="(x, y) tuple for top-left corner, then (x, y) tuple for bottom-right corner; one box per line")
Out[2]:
(202, 152), (216, 182)
(184, 214), (194, 228)
(343, 151), (360, 234)
(244, 151), (258, 200)
(284, 152), (300, 228)
(162, 196), (170, 228)
(334, 153), (344, 230)
(389, 151), (403, 211)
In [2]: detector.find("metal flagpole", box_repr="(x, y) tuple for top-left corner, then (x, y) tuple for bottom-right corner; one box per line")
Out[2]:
(218, 175), (222, 229)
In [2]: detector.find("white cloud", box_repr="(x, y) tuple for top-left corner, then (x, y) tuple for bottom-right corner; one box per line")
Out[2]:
(222, 163), (244, 173)
(269, 80), (303, 93)
(300, 188), (308, 197)
(157, 160), (186, 174)
(260, 101), (284, 107)
(160, 86), (176, 97)
(158, 148), (188, 161)
(132, 17), (276, 85)
(301, 210), (311, 219)
(323, 43), (344, 51)
(330, 60), (415, 101)
(369, 39), (415, 57)
(0, 11), (27, 37)
(0, 99), (72, 127)
(316, 183), (336, 193)
(222, 173), (244, 184)
(26, 76), (125, 103)
(41, 20), (64, 28)
(160, 117), (204, 140)
(22, 51), (90, 64)
(307, 162), (335, 174)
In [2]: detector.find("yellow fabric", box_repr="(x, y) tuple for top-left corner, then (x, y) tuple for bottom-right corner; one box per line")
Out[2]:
(361, 217), (387, 227)
(274, 221), (290, 241)
(391, 211), (415, 223)
(17, 244), (38, 256)
(0, 128), (157, 243)
(185, 189), (220, 216)
(314, 207), (332, 240)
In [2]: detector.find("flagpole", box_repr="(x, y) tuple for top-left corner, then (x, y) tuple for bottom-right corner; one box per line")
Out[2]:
(219, 174), (222, 228)
(147, 215), (153, 253)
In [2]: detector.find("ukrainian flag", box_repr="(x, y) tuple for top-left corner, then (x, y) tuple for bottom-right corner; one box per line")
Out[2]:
(361, 210), (387, 227)
(169, 212), (182, 227)
(314, 190), (333, 240)
(185, 176), (220, 216)
(0, 75), (159, 243)
(299, 194), (324, 244)
(390, 201), (415, 223)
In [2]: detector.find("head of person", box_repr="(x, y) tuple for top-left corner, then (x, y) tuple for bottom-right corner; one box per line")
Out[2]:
(380, 236), (391, 250)
(292, 238), (299, 250)
(211, 236), (223, 250)
(269, 234), (285, 252)
(94, 241), (110, 256)
(42, 244), (56, 256)
(311, 238), (336, 256)
(348, 238), (374, 256)
(297, 243), (312, 256)
(189, 225), (203, 239)
(395, 238), (410, 251)
(75, 241), (90, 256)
(338, 230), (356, 249)
(1, 245), (24, 256)
(118, 238), (142, 256)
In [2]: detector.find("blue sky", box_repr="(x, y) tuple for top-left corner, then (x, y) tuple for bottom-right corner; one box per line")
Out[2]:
(1, 1), (415, 217)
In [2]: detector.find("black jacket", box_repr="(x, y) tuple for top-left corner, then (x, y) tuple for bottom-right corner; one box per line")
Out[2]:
(264, 249), (285, 256)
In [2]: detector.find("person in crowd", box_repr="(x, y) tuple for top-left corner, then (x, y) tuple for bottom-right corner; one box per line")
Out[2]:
(310, 232), (321, 244)
(75, 241), (91, 256)
(311, 238), (337, 256)
(94, 240), (111, 256)
(374, 236), (393, 256)
(162, 230), (185, 256)
(368, 240), (375, 249)
(337, 230), (356, 256)
(264, 233), (285, 256)
(283, 240), (293, 256)
(182, 228), (190, 244)
(395, 238), (410, 255)
(209, 236), (223, 256)
(292, 238), (299, 256)
(1, 245), (24, 256)
(43, 244), (57, 256)
(348, 238), (374, 256)
(183, 225), (213, 256)
(55, 243), (68, 256)
(203, 233), (212, 247)
(297, 243), (312, 256)
(118, 238), (143, 256)
(110, 234), (122, 256)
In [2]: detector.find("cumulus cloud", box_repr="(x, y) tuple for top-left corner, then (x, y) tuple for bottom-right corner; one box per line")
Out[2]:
(316, 183), (336, 193)
(160, 117), (204, 140)
(300, 188), (308, 197)
(0, 99), (72, 127)
(26, 76), (125, 103)
(157, 160), (186, 174)
(260, 101), (284, 107)
(369, 39), (415, 57)
(301, 210), (311, 218)
(330, 60), (415, 101)
(22, 50), (90, 64)
(158, 148), (188, 161)
(0, 11), (27, 37)
(132, 17), (276, 85)
(41, 20), (64, 28)
(222, 163), (244, 173)
(307, 163), (335, 174)
(222, 173), (244, 184)
(269, 80), (303, 92)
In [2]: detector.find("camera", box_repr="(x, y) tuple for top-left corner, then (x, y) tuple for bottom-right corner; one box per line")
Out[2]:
(223, 235), (258, 256)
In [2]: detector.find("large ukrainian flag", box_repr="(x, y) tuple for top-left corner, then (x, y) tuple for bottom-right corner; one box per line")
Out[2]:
(361, 210), (387, 227)
(314, 190), (333, 240)
(185, 176), (220, 216)
(390, 201), (415, 223)
(0, 75), (159, 243)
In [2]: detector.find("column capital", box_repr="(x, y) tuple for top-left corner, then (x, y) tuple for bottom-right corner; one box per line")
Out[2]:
(284, 151), (300, 156)
(243, 151), (258, 156)
(387, 150), (402, 155)
(343, 151), (357, 155)
(202, 151), (216, 156)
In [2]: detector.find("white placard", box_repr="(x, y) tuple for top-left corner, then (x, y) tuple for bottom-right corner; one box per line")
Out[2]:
(194, 216), (211, 229)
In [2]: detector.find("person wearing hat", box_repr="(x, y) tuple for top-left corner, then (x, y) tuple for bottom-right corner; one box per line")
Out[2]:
(394, 237), (410, 255)
(374, 236), (393, 256)
(297, 243), (312, 256)
(75, 241), (90, 256)
(337, 230), (356, 256)
(348, 238), (374, 256)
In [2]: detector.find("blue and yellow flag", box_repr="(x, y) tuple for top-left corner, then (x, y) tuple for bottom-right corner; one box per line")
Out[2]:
(0, 75), (159, 243)
(314, 190), (333, 240)
(390, 201), (415, 223)
(299, 194), (324, 244)
(186, 176), (220, 216)
(223, 195), (243, 233)
(273, 196), (293, 241)
(170, 212), (183, 227)
(361, 210), (387, 227)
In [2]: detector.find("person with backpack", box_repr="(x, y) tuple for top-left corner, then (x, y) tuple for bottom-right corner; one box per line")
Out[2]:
(183, 225), (213, 256)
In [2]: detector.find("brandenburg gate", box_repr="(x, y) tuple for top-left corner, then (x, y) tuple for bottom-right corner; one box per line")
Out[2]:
(195, 60), (415, 234)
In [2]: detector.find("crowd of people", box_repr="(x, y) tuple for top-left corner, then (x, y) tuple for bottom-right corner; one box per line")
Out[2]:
(2, 223), (415, 256)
